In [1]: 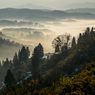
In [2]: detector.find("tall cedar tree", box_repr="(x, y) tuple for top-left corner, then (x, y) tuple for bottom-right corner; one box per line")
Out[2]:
(31, 43), (44, 79)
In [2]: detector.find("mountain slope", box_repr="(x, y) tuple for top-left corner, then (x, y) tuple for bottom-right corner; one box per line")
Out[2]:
(1, 28), (95, 95)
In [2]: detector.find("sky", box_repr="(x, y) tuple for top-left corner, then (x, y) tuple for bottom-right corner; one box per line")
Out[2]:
(0, 0), (95, 9)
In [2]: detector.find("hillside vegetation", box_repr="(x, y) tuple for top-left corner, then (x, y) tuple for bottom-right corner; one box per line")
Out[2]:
(1, 27), (95, 95)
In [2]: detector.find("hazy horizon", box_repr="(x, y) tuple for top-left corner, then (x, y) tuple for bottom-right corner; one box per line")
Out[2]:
(0, 0), (95, 10)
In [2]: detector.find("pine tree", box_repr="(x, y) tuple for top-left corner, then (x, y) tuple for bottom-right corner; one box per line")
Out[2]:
(85, 27), (90, 34)
(4, 69), (15, 86)
(26, 47), (30, 63)
(78, 33), (82, 44)
(18, 46), (30, 64)
(13, 53), (19, 68)
(72, 37), (76, 47)
(21, 46), (26, 63)
(18, 50), (21, 63)
(91, 27), (94, 34)
(3, 58), (10, 69)
(31, 43), (44, 79)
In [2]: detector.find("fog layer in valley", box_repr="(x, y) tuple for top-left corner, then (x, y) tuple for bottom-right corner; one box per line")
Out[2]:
(0, 19), (95, 60)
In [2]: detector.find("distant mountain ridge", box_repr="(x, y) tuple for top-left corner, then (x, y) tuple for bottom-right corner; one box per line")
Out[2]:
(0, 8), (95, 21)
(0, 8), (67, 21)
(66, 8), (95, 14)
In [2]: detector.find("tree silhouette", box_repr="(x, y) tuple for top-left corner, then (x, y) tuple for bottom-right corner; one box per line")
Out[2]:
(4, 69), (15, 86)
(3, 58), (10, 69)
(31, 43), (44, 79)
(18, 46), (30, 64)
(72, 37), (76, 47)
(52, 33), (71, 53)
(13, 53), (19, 68)
(85, 27), (90, 34)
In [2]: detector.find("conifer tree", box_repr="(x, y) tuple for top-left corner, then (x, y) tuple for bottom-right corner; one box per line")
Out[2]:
(91, 27), (94, 34)
(18, 46), (30, 64)
(31, 43), (44, 79)
(78, 33), (82, 44)
(72, 37), (76, 47)
(26, 47), (30, 63)
(85, 27), (90, 34)
(13, 53), (19, 68)
(4, 69), (15, 86)
(18, 50), (21, 63)
(3, 58), (10, 69)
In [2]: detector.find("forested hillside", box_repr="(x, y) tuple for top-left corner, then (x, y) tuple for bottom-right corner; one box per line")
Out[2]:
(1, 27), (95, 95)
